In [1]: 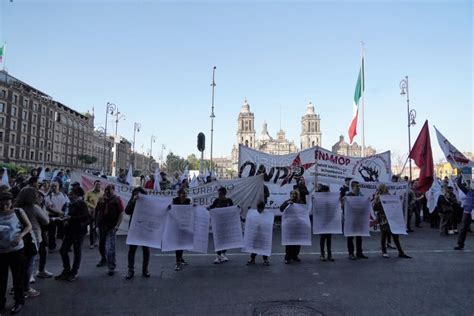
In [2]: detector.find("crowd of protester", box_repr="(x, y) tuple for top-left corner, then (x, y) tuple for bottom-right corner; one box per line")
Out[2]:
(0, 166), (472, 314)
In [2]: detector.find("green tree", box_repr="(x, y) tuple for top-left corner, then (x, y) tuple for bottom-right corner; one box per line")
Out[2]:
(165, 152), (186, 174)
(186, 154), (199, 170)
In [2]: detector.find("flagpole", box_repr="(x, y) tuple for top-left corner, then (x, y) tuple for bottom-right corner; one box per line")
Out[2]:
(360, 41), (365, 157)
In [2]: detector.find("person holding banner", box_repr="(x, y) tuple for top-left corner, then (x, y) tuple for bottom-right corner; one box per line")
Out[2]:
(293, 177), (309, 204)
(317, 185), (335, 262)
(373, 184), (411, 259)
(246, 201), (271, 266)
(280, 190), (303, 264)
(208, 187), (234, 264)
(454, 174), (473, 250)
(343, 181), (368, 260)
(171, 188), (191, 271)
(124, 187), (150, 280)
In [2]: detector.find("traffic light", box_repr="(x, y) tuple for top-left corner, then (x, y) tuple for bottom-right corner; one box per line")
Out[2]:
(197, 132), (205, 152)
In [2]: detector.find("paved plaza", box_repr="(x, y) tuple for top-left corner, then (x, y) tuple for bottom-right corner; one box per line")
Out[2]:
(4, 225), (473, 316)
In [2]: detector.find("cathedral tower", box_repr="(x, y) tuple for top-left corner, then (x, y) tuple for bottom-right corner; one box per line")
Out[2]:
(236, 98), (256, 148)
(300, 101), (322, 149)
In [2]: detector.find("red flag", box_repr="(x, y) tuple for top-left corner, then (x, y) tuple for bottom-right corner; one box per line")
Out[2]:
(409, 120), (434, 193)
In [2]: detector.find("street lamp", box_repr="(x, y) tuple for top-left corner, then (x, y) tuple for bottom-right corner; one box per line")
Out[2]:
(133, 122), (141, 153)
(150, 135), (156, 157)
(104, 102), (116, 174)
(400, 76), (416, 181)
(210, 66), (216, 175)
(112, 109), (125, 177)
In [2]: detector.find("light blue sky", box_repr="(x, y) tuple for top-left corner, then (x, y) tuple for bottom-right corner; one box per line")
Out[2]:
(0, 0), (472, 163)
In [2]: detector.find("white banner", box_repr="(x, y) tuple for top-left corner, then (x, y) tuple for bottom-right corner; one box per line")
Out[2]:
(210, 206), (244, 251)
(126, 195), (169, 248)
(192, 207), (210, 253)
(242, 209), (274, 256)
(343, 196), (371, 237)
(281, 203), (312, 246)
(71, 171), (265, 231)
(380, 195), (408, 235)
(162, 205), (195, 252)
(312, 192), (343, 235)
(357, 181), (409, 220)
(238, 145), (391, 212)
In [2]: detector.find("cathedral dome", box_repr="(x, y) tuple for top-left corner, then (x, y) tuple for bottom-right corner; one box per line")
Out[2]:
(240, 98), (250, 113)
(258, 121), (273, 142)
(305, 101), (315, 115)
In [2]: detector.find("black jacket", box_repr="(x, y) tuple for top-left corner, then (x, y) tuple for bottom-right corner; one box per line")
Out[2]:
(65, 199), (90, 236)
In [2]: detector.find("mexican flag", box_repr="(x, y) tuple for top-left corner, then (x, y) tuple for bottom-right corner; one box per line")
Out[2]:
(348, 58), (364, 144)
(0, 44), (4, 63)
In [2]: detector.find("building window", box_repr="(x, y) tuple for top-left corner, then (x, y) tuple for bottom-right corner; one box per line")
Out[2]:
(21, 135), (26, 145)
(22, 110), (28, 120)
(23, 99), (29, 107)
(0, 131), (3, 142)
(0, 145), (3, 157)
(0, 117), (4, 128)
(13, 94), (18, 104)
(47, 130), (52, 139)
(31, 126), (37, 135)
(33, 103), (38, 111)
(31, 137), (36, 147)
(20, 148), (26, 159)
(40, 128), (45, 137)
(21, 123), (27, 133)
(9, 147), (15, 158)
(0, 89), (6, 98)
(11, 106), (18, 117)
(39, 139), (44, 148)
(41, 117), (46, 126)
(0, 102), (5, 113)
(10, 119), (17, 130)
(30, 150), (35, 160)
(32, 114), (37, 124)
(9, 133), (16, 144)
(39, 152), (43, 162)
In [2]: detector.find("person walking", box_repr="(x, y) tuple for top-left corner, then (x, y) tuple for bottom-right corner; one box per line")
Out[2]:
(55, 186), (90, 282)
(280, 190), (303, 264)
(95, 184), (124, 276)
(372, 184), (411, 259)
(208, 187), (234, 264)
(125, 187), (150, 280)
(171, 188), (191, 271)
(0, 192), (32, 314)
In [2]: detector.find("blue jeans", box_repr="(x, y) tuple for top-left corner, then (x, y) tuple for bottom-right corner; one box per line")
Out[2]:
(106, 230), (116, 271)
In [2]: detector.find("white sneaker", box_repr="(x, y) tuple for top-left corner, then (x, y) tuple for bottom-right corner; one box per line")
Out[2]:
(448, 230), (455, 235)
(221, 255), (229, 262)
(36, 270), (53, 278)
(213, 256), (222, 264)
(29, 276), (36, 284)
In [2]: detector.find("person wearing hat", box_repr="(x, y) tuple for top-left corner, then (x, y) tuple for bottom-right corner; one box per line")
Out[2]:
(95, 184), (124, 276)
(0, 192), (32, 314)
(208, 187), (234, 264)
(170, 188), (191, 271)
(372, 184), (411, 259)
(55, 186), (91, 282)
(125, 187), (150, 280)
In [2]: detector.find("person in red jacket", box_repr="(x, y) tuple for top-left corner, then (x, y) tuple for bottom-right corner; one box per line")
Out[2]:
(144, 175), (155, 190)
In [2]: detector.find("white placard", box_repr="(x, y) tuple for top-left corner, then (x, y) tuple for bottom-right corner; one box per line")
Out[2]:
(343, 196), (371, 237)
(210, 206), (243, 251)
(192, 207), (210, 253)
(162, 205), (195, 251)
(312, 192), (343, 235)
(242, 209), (275, 256)
(281, 203), (312, 246)
(380, 195), (408, 235)
(126, 195), (170, 248)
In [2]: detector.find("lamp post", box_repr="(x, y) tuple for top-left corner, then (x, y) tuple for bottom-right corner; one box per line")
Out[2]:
(132, 122), (141, 170)
(400, 76), (416, 181)
(149, 135), (156, 157)
(112, 109), (125, 177)
(209, 66), (216, 175)
(104, 102), (116, 174)
(96, 126), (106, 173)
